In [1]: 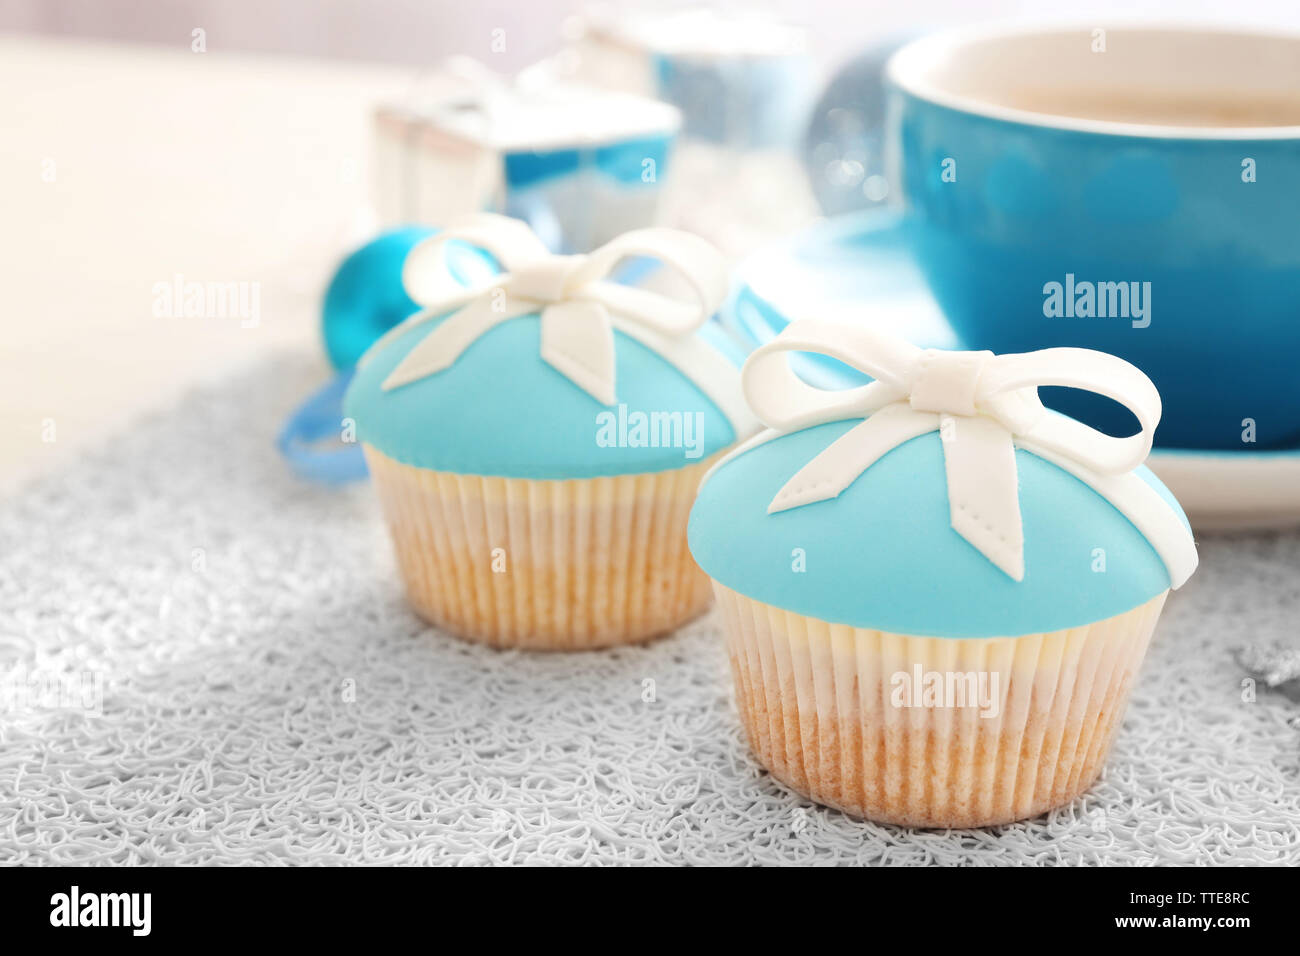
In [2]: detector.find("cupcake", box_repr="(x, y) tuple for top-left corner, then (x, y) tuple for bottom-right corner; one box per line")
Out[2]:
(688, 320), (1198, 827)
(346, 214), (756, 649)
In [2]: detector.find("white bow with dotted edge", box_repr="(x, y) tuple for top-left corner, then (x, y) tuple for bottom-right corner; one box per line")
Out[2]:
(715, 319), (1197, 585)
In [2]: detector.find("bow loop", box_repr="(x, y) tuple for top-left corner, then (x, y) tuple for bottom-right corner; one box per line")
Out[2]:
(745, 321), (1172, 582)
(577, 227), (729, 335)
(976, 347), (1161, 475)
(743, 322), (918, 433)
(401, 213), (548, 307)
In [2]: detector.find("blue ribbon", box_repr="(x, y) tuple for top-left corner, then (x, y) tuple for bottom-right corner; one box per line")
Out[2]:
(276, 369), (367, 484)
(502, 135), (672, 191)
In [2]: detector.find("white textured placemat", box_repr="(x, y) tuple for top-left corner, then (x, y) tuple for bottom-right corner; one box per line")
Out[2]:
(2, 354), (1298, 866)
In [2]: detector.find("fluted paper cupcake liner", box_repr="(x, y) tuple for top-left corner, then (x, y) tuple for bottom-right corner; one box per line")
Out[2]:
(365, 445), (718, 650)
(713, 583), (1167, 828)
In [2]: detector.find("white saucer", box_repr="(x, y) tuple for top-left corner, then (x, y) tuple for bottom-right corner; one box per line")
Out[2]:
(1144, 448), (1300, 531)
(723, 210), (1300, 532)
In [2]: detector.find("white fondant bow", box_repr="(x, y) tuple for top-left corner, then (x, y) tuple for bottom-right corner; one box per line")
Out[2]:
(373, 214), (752, 432)
(738, 321), (1196, 586)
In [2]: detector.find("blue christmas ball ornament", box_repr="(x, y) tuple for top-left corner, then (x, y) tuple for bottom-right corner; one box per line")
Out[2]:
(322, 226), (501, 370)
(321, 226), (433, 370)
(802, 34), (919, 217)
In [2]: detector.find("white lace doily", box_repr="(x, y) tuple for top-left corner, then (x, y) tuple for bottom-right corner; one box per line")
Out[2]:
(2, 354), (1298, 865)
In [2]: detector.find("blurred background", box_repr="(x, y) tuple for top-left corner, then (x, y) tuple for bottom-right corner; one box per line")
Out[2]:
(4, 0), (1299, 492)
(7, 0), (1297, 69)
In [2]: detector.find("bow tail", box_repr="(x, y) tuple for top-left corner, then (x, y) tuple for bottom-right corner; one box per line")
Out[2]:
(540, 301), (617, 405)
(940, 415), (1025, 581)
(383, 296), (527, 391)
(768, 404), (939, 514)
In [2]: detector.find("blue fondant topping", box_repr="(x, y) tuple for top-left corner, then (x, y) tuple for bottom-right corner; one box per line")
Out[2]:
(689, 421), (1184, 637)
(345, 309), (739, 478)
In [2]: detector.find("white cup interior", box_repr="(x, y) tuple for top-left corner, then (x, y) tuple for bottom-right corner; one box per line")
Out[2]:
(887, 23), (1300, 138)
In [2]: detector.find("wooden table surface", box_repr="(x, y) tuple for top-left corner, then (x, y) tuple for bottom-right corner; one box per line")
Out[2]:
(0, 35), (412, 492)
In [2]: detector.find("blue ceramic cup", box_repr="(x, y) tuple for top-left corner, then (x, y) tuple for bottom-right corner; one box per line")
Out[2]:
(886, 24), (1300, 450)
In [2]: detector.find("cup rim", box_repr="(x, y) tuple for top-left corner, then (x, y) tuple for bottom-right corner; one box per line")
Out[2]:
(885, 19), (1300, 140)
